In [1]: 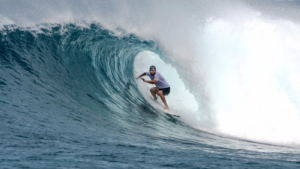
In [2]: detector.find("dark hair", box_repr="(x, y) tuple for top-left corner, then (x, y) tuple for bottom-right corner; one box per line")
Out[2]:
(149, 65), (156, 70)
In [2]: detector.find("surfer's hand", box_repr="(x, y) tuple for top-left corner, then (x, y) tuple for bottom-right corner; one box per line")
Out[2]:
(141, 78), (145, 81)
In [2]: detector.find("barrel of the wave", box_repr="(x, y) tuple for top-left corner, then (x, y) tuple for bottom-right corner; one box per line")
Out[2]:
(134, 51), (198, 119)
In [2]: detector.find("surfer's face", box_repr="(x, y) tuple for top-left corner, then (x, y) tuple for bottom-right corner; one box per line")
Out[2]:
(150, 68), (156, 76)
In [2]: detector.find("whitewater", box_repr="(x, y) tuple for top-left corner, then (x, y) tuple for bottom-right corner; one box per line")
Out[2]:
(1, 0), (300, 168)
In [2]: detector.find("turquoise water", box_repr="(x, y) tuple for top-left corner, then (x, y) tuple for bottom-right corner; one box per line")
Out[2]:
(1, 1), (300, 168)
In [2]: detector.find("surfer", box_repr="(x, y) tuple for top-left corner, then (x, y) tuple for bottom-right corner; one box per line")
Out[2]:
(136, 65), (170, 109)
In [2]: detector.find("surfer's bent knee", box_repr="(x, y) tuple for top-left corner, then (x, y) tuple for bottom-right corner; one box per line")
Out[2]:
(157, 90), (164, 96)
(150, 87), (158, 93)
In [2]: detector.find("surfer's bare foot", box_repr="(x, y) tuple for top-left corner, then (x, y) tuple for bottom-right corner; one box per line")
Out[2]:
(153, 97), (157, 101)
(163, 106), (169, 110)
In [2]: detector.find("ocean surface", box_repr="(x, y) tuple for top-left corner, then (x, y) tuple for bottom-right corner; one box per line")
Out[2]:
(1, 0), (300, 168)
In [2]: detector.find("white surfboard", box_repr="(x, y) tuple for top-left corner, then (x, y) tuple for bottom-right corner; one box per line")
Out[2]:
(161, 108), (180, 118)
(145, 91), (180, 118)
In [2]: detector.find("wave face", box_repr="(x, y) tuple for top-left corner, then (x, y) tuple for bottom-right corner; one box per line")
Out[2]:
(1, 0), (300, 168)
(0, 23), (168, 135)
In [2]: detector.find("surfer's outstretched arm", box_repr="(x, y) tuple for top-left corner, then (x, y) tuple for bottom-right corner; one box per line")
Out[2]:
(140, 78), (157, 84)
(136, 72), (146, 79)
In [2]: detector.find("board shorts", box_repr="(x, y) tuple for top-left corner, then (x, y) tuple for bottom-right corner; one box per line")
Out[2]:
(159, 87), (170, 96)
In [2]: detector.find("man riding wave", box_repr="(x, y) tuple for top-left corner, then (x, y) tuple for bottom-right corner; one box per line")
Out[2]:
(136, 65), (170, 109)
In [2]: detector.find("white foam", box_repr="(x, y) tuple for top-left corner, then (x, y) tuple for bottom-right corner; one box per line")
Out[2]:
(194, 17), (300, 145)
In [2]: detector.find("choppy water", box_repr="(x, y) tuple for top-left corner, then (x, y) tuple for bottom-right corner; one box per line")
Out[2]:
(1, 0), (300, 168)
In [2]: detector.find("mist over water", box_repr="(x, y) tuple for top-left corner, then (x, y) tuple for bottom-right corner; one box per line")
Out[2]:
(1, 0), (300, 159)
(200, 17), (300, 145)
